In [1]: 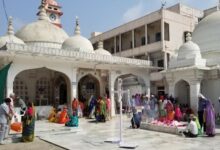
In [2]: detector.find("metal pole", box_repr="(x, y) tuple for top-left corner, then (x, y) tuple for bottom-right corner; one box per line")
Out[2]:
(119, 95), (122, 143)
(117, 78), (123, 143)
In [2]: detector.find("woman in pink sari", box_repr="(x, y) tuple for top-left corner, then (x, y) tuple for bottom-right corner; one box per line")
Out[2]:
(175, 104), (182, 121)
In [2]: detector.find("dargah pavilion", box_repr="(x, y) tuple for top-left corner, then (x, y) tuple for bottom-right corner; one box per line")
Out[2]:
(0, 0), (152, 117)
(1, 0), (220, 117)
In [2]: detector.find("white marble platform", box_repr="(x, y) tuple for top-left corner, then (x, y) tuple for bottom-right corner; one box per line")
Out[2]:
(7, 116), (220, 150)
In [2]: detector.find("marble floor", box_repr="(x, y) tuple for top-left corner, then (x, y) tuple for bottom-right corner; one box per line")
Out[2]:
(6, 116), (220, 150)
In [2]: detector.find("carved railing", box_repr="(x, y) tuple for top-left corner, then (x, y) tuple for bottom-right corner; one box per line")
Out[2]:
(6, 43), (152, 68)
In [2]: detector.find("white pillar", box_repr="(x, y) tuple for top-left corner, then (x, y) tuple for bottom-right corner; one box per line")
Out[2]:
(6, 76), (14, 97)
(145, 79), (150, 98)
(6, 65), (17, 97)
(168, 83), (175, 97)
(145, 24), (148, 45)
(71, 68), (77, 100)
(190, 80), (201, 113)
(109, 71), (116, 117)
(164, 52), (167, 70)
(72, 69), (78, 98)
(161, 9), (167, 70)
(132, 30), (135, 49)
(114, 36), (117, 54)
(119, 34), (122, 56)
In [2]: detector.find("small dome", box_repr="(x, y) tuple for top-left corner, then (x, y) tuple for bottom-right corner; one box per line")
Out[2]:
(95, 41), (112, 56)
(62, 17), (94, 53)
(192, 11), (220, 56)
(15, 5), (68, 48)
(0, 17), (24, 48)
(177, 33), (201, 60)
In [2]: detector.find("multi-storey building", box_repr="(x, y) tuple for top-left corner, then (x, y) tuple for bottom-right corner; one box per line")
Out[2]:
(90, 3), (203, 96)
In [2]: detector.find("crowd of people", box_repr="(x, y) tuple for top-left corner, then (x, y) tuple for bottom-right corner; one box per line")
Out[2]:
(0, 91), (217, 145)
(0, 93), (35, 145)
(129, 93), (216, 138)
(47, 95), (111, 126)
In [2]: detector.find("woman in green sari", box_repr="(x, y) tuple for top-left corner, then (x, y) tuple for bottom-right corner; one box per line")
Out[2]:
(22, 102), (35, 142)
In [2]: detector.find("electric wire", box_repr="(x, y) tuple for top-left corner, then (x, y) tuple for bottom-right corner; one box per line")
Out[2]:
(2, 0), (9, 22)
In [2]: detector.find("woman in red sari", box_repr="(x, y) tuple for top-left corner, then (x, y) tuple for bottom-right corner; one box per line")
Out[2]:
(22, 102), (35, 142)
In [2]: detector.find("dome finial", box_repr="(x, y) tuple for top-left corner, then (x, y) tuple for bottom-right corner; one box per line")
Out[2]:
(38, 0), (49, 21)
(186, 32), (192, 42)
(7, 16), (14, 35)
(98, 41), (103, 49)
(74, 16), (81, 35)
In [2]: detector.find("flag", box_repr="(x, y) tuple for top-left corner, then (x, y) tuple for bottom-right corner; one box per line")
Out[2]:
(0, 62), (12, 104)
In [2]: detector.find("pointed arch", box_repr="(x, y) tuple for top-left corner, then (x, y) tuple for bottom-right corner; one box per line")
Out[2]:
(174, 79), (190, 105)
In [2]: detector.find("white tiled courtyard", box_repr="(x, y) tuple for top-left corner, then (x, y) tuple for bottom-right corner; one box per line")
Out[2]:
(4, 116), (220, 150)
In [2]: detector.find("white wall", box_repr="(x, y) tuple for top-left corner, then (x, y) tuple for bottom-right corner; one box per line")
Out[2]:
(201, 79), (220, 114)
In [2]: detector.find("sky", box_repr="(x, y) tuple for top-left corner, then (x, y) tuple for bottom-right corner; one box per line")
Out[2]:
(0, 0), (218, 38)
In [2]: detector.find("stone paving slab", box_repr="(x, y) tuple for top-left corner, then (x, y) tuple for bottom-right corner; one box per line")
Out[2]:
(4, 116), (220, 150)
(36, 117), (220, 150)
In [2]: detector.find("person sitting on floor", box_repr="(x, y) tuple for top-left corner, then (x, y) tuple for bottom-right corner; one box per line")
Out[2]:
(65, 111), (78, 127)
(131, 108), (141, 129)
(58, 106), (69, 124)
(182, 114), (198, 138)
(48, 106), (57, 122)
(54, 108), (62, 123)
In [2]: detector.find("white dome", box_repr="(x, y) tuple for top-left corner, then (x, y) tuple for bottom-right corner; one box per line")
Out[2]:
(192, 11), (220, 56)
(0, 17), (24, 48)
(62, 17), (94, 53)
(16, 20), (68, 48)
(0, 35), (25, 48)
(177, 33), (201, 60)
(62, 35), (94, 53)
(15, 7), (68, 48)
(95, 42), (112, 56)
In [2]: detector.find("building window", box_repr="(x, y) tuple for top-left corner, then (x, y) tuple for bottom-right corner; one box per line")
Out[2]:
(155, 32), (161, 42)
(141, 37), (146, 45)
(116, 45), (119, 52)
(157, 59), (164, 67)
(157, 86), (165, 96)
(147, 35), (150, 44)
(36, 77), (50, 106)
(129, 41), (132, 49)
(111, 47), (114, 54)
(157, 59), (164, 71)
(13, 77), (28, 103)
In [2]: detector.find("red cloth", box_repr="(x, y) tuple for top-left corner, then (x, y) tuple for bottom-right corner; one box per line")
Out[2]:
(11, 122), (22, 132)
(72, 99), (79, 110)
(59, 110), (69, 124)
(106, 98), (111, 110)
(27, 107), (33, 116)
(175, 107), (182, 120)
(159, 96), (164, 100)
